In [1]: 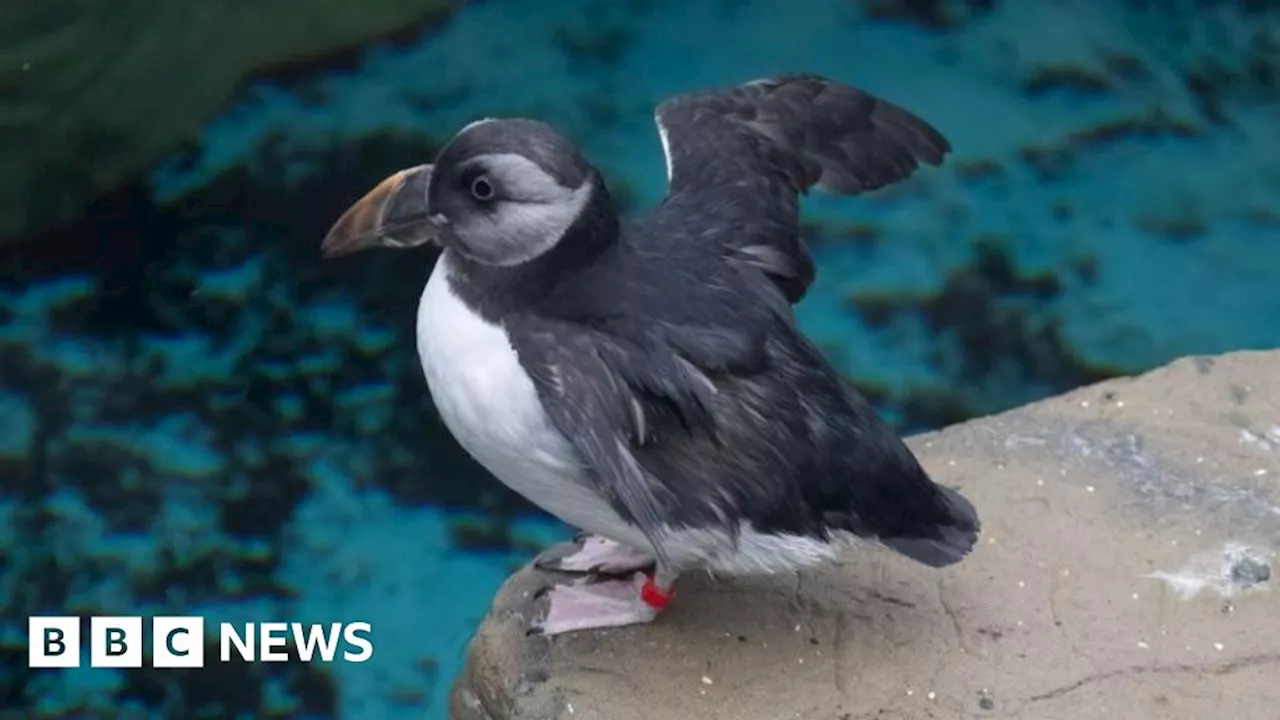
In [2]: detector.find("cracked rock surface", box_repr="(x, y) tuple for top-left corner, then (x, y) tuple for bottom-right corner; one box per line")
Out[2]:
(451, 350), (1280, 720)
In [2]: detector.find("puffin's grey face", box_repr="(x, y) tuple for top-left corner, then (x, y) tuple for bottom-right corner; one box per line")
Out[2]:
(319, 119), (595, 266)
(426, 119), (596, 267)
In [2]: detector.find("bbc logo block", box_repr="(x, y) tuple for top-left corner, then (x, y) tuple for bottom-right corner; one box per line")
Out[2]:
(153, 616), (205, 668)
(28, 617), (80, 668)
(31, 616), (204, 668)
(90, 617), (142, 667)
(28, 616), (372, 668)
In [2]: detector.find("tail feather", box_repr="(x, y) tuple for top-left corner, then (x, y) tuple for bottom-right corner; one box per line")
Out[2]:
(881, 485), (980, 568)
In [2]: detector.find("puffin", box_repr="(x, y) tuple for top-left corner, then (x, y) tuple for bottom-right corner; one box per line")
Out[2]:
(321, 73), (979, 635)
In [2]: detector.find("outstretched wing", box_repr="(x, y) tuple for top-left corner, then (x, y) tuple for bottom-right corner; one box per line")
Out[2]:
(650, 74), (950, 302)
(656, 73), (950, 195)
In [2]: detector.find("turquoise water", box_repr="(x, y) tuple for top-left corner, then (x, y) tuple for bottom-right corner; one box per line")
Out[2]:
(2, 1), (1278, 717)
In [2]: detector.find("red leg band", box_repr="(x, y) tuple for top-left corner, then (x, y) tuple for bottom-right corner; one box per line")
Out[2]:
(640, 574), (674, 610)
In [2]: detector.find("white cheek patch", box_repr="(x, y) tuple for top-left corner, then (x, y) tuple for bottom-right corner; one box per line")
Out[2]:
(472, 153), (573, 203)
(485, 181), (594, 266)
(452, 150), (595, 267)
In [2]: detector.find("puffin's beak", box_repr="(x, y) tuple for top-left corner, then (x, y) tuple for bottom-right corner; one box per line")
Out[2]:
(321, 164), (440, 258)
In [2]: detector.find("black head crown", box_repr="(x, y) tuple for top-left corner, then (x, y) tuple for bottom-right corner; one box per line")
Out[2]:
(426, 118), (617, 268)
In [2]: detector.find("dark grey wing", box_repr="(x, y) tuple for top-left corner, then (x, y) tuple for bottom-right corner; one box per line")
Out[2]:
(656, 73), (950, 196)
(510, 309), (979, 570)
(507, 314), (724, 561)
(651, 73), (950, 302)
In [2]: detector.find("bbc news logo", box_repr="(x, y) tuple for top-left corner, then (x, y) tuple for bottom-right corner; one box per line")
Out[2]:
(29, 617), (373, 668)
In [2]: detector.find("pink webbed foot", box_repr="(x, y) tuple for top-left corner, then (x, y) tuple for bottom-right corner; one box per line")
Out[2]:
(531, 572), (675, 636)
(538, 534), (656, 576)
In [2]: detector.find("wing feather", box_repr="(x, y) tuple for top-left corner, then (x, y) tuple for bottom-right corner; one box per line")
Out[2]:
(649, 74), (950, 303)
(508, 314), (726, 560)
(655, 73), (950, 196)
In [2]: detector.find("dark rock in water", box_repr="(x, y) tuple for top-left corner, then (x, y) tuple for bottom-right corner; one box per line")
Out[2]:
(858, 0), (995, 30)
(0, 0), (457, 244)
(846, 235), (1128, 431)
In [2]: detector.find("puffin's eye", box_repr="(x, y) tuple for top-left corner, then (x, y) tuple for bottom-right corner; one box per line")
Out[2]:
(470, 175), (495, 202)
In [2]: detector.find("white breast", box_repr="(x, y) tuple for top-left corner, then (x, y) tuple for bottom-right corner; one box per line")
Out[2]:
(415, 252), (638, 541)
